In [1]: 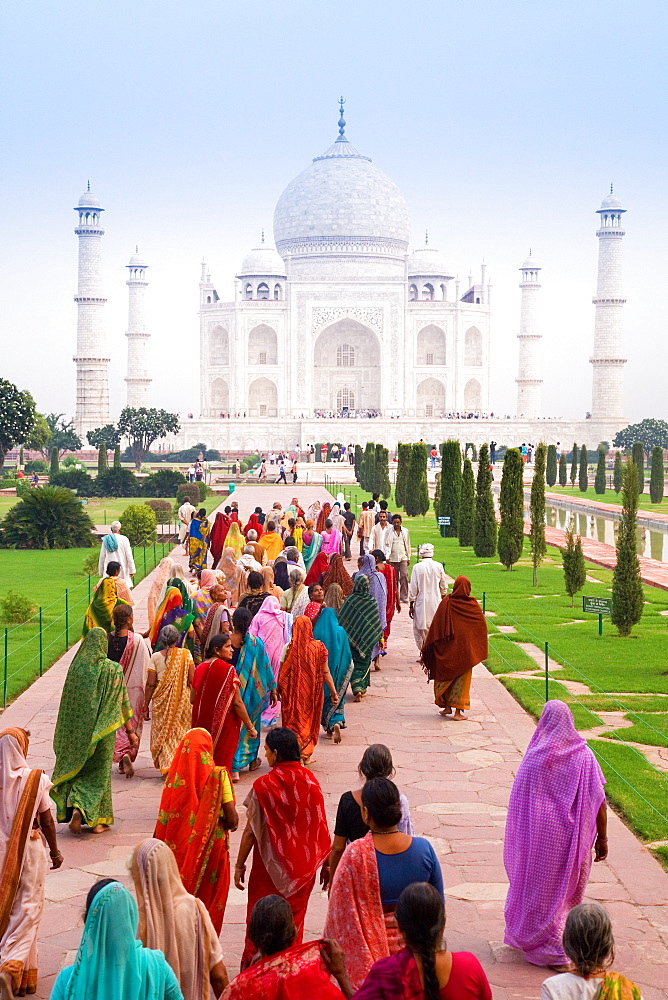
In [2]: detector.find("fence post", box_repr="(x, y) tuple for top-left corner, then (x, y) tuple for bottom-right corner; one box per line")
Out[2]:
(39, 607), (43, 676)
(3, 628), (8, 708)
(153, 540), (157, 566)
(143, 547), (147, 577)
(544, 641), (549, 701)
(482, 592), (486, 613)
(65, 590), (69, 647)
(88, 574), (92, 601)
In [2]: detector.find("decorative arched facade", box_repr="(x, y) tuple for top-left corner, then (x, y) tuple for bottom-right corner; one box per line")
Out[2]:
(210, 377), (229, 411)
(464, 378), (482, 412)
(416, 377), (445, 416)
(248, 324), (278, 365)
(313, 319), (381, 411)
(464, 326), (483, 367)
(248, 377), (278, 417)
(209, 326), (229, 366)
(417, 325), (446, 366)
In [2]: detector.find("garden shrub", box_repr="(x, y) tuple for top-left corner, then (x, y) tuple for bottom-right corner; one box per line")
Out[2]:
(25, 460), (48, 475)
(95, 468), (140, 498)
(50, 469), (95, 495)
(143, 468), (186, 497)
(119, 504), (157, 546)
(81, 549), (99, 576)
(145, 499), (173, 520)
(0, 486), (96, 549)
(0, 591), (36, 623)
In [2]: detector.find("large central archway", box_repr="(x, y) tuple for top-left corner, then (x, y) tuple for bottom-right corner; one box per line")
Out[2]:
(313, 319), (381, 412)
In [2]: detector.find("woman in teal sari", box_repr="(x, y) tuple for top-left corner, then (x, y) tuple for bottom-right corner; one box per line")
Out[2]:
(337, 575), (383, 702)
(302, 520), (322, 571)
(230, 608), (277, 781)
(50, 878), (183, 1000)
(313, 605), (353, 743)
(188, 509), (211, 573)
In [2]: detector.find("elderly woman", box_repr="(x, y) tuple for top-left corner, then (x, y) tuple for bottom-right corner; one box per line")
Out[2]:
(219, 547), (247, 607)
(0, 729), (62, 998)
(144, 625), (194, 775)
(280, 567), (309, 616)
(132, 838), (228, 999)
(504, 701), (608, 970)
(97, 520), (135, 586)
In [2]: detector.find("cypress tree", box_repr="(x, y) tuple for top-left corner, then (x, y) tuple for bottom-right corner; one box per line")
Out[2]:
(546, 444), (558, 487)
(438, 440), (462, 538)
(50, 447), (59, 478)
(377, 445), (391, 499)
(632, 441), (645, 494)
(405, 443), (429, 517)
(373, 443), (383, 495)
(497, 448), (525, 570)
(458, 457), (475, 547)
(529, 442), (547, 586)
(578, 444), (588, 492)
(613, 451), (622, 493)
(611, 459), (644, 636)
(559, 450), (568, 486)
(650, 446), (664, 503)
(97, 444), (108, 476)
(394, 443), (411, 510)
(594, 445), (606, 495)
(473, 443), (497, 557)
(19, 447), (24, 469)
(562, 527), (586, 606)
(570, 442), (578, 486)
(354, 445), (363, 485)
(362, 442), (375, 493)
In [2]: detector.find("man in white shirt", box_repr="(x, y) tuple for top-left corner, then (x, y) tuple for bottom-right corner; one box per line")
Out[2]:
(369, 510), (391, 559)
(98, 521), (136, 587)
(238, 545), (263, 574)
(177, 496), (196, 550)
(408, 543), (448, 652)
(388, 514), (411, 603)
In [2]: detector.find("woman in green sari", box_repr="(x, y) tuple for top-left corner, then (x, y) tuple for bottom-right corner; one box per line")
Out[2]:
(149, 579), (196, 655)
(337, 575), (383, 702)
(230, 608), (277, 781)
(301, 521), (323, 571)
(82, 568), (130, 636)
(188, 509), (211, 573)
(51, 628), (135, 834)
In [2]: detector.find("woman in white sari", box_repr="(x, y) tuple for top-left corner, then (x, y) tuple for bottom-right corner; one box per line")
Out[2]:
(0, 729), (62, 997)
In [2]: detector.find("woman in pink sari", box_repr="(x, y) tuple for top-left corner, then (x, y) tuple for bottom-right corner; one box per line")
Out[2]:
(503, 700), (608, 970)
(320, 519), (342, 557)
(248, 596), (292, 727)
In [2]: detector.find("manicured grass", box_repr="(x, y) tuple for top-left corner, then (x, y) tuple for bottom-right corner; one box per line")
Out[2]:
(546, 483), (668, 516)
(0, 495), (220, 524)
(606, 714), (668, 748)
(589, 742), (668, 843)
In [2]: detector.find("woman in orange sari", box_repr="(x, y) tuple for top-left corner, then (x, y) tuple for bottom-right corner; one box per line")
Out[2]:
(321, 553), (353, 598)
(154, 728), (238, 934)
(277, 616), (338, 764)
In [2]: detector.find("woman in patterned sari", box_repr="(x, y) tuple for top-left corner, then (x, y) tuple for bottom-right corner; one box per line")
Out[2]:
(155, 728), (238, 934)
(313, 606), (353, 744)
(149, 584), (196, 653)
(199, 588), (231, 655)
(230, 609), (277, 781)
(338, 575), (383, 701)
(188, 509), (211, 573)
(108, 606), (151, 780)
(321, 553), (353, 598)
(248, 596), (292, 728)
(192, 634), (256, 774)
(225, 521), (245, 559)
(51, 628), (135, 834)
(82, 567), (130, 636)
(219, 548), (246, 607)
(0, 729), (62, 997)
(277, 616), (338, 764)
(324, 582), (345, 612)
(301, 522), (322, 571)
(315, 503), (331, 534)
(144, 625), (194, 776)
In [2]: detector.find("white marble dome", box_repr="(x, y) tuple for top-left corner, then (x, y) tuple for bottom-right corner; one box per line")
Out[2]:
(599, 190), (624, 211)
(128, 248), (148, 267)
(521, 254), (541, 269)
(78, 188), (102, 209)
(239, 243), (286, 276)
(408, 245), (454, 278)
(273, 134), (410, 259)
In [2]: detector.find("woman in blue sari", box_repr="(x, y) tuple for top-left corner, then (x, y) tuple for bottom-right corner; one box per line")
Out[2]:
(302, 521), (323, 571)
(313, 606), (353, 743)
(230, 608), (277, 781)
(188, 508), (211, 573)
(149, 578), (196, 654)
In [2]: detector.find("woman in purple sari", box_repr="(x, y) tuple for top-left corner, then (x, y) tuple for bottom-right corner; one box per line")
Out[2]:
(503, 700), (608, 971)
(248, 596), (292, 727)
(355, 554), (387, 671)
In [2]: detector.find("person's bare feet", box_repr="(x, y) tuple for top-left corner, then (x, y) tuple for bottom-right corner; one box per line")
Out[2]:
(249, 757), (261, 771)
(373, 658), (381, 671)
(91, 824), (109, 834)
(439, 707), (453, 716)
(354, 692), (363, 702)
(452, 710), (468, 721)
(332, 724), (342, 744)
(69, 808), (82, 835)
(120, 753), (134, 778)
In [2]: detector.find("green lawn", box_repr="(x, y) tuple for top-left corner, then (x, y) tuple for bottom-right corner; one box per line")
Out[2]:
(0, 495), (220, 524)
(545, 483), (668, 516)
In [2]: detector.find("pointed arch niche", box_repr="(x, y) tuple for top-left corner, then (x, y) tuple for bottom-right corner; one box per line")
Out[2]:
(417, 325), (446, 366)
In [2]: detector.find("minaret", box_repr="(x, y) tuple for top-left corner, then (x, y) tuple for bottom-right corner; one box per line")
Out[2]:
(515, 251), (542, 418)
(590, 186), (627, 420)
(125, 247), (151, 407)
(73, 183), (110, 435)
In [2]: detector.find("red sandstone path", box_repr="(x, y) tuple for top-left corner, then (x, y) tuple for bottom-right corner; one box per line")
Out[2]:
(7, 486), (668, 999)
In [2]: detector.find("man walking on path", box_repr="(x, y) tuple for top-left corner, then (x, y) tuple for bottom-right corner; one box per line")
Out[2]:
(369, 509), (391, 556)
(408, 542), (448, 652)
(341, 502), (356, 559)
(98, 520), (136, 587)
(177, 495), (196, 550)
(276, 459), (288, 484)
(358, 502), (374, 556)
(388, 514), (411, 603)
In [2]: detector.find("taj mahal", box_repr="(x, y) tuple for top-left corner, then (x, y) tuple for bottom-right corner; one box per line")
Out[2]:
(71, 103), (629, 453)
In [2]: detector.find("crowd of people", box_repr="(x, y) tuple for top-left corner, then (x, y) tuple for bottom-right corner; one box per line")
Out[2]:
(0, 489), (642, 1000)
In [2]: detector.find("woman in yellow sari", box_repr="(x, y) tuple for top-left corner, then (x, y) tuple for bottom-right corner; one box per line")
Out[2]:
(188, 509), (211, 573)
(82, 564), (130, 636)
(144, 625), (194, 775)
(226, 521), (245, 559)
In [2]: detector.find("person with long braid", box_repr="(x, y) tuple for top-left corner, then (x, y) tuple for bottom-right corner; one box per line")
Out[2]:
(353, 882), (492, 999)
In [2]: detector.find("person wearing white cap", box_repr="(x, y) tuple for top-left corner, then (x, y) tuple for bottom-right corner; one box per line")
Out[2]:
(98, 520), (136, 587)
(408, 543), (448, 652)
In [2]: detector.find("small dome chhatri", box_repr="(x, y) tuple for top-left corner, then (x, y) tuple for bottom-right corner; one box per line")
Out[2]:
(408, 243), (454, 278)
(238, 235), (286, 277)
(128, 246), (148, 267)
(77, 180), (102, 209)
(599, 184), (624, 212)
(521, 250), (541, 270)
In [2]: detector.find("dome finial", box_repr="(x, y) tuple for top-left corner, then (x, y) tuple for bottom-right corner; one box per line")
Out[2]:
(87, 179), (90, 191)
(261, 228), (265, 244)
(135, 244), (139, 253)
(338, 96), (346, 139)
(610, 182), (614, 194)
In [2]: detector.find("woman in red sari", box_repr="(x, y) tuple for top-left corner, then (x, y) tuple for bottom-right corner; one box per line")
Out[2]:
(154, 728), (238, 934)
(243, 511), (264, 540)
(209, 511), (231, 569)
(304, 551), (329, 586)
(234, 728), (331, 969)
(191, 634), (257, 773)
(277, 616), (338, 763)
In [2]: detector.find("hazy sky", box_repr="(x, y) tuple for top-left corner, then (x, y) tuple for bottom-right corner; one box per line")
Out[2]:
(1, 0), (665, 425)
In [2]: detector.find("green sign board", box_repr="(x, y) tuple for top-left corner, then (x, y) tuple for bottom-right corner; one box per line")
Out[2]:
(582, 596), (612, 615)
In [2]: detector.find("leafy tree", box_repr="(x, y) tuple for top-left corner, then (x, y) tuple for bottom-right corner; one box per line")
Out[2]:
(86, 424), (121, 450)
(117, 408), (180, 471)
(438, 440), (462, 538)
(529, 443), (547, 586)
(119, 504), (157, 546)
(473, 444), (497, 557)
(497, 448), (524, 570)
(0, 485), (95, 549)
(458, 458), (475, 547)
(632, 442), (644, 494)
(613, 418), (668, 455)
(45, 413), (81, 457)
(578, 444), (588, 492)
(650, 446), (664, 504)
(113, 444), (122, 469)
(0, 380), (36, 471)
(394, 443), (411, 510)
(143, 468), (187, 498)
(594, 445), (607, 495)
(570, 442), (578, 486)
(546, 444), (557, 487)
(94, 468), (140, 498)
(25, 412), (51, 458)
(613, 451), (623, 493)
(405, 444), (429, 517)
(611, 460), (644, 636)
(49, 469), (94, 495)
(50, 447), (59, 477)
(562, 527), (586, 606)
(558, 450), (568, 486)
(176, 482), (207, 508)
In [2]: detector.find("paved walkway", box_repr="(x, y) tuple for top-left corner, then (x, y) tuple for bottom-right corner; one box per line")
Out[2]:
(5, 487), (668, 998)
